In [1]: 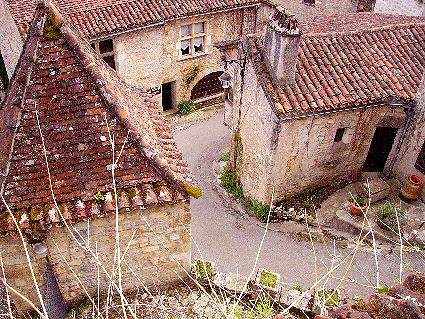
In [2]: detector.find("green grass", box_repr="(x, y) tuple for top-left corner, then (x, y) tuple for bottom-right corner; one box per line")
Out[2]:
(220, 167), (244, 199)
(220, 151), (230, 162)
(177, 100), (195, 114)
(246, 198), (271, 222)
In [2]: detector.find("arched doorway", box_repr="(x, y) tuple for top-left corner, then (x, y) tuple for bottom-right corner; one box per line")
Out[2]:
(190, 71), (223, 101)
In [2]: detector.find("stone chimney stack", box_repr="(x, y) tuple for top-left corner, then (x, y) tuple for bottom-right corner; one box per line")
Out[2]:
(262, 6), (301, 86)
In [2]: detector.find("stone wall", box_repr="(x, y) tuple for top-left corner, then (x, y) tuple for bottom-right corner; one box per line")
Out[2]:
(0, 200), (191, 312)
(0, 0), (23, 79)
(114, 6), (259, 110)
(393, 78), (425, 200)
(235, 61), (280, 203)
(270, 107), (407, 201)
(273, 0), (358, 21)
(374, 0), (425, 16)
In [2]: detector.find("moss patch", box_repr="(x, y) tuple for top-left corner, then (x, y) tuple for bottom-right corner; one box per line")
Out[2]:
(43, 12), (63, 40)
(183, 184), (203, 199)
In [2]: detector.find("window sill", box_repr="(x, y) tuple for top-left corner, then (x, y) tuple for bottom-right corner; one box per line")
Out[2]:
(177, 52), (208, 62)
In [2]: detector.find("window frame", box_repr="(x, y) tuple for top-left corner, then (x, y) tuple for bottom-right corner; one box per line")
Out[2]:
(90, 38), (117, 70)
(179, 22), (207, 58)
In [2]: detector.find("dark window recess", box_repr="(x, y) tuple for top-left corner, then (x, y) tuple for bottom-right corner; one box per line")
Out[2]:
(190, 71), (223, 100)
(162, 82), (174, 111)
(99, 39), (114, 54)
(90, 42), (96, 50)
(334, 128), (345, 142)
(304, 0), (315, 5)
(363, 127), (398, 172)
(0, 51), (9, 90)
(194, 37), (204, 53)
(102, 56), (116, 70)
(415, 142), (425, 174)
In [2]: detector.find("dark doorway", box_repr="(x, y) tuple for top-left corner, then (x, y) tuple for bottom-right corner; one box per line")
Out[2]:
(161, 82), (174, 111)
(363, 127), (398, 172)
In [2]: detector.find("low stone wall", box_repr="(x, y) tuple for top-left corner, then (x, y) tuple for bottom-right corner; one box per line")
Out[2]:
(0, 200), (191, 312)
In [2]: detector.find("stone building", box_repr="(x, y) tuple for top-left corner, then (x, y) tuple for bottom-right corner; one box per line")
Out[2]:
(0, 0), (278, 113)
(0, 3), (200, 312)
(225, 7), (425, 204)
(374, 0), (425, 17)
(273, 0), (358, 21)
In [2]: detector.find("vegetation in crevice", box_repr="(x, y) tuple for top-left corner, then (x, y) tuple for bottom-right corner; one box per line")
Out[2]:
(43, 12), (63, 40)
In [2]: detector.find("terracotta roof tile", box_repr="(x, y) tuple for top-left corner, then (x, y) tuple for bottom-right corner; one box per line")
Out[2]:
(0, 4), (199, 239)
(6, 0), (266, 39)
(250, 13), (425, 118)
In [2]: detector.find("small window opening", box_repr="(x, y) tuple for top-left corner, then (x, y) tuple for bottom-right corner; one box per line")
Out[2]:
(304, 0), (315, 5)
(91, 39), (116, 70)
(180, 22), (206, 57)
(415, 141), (425, 174)
(334, 128), (345, 142)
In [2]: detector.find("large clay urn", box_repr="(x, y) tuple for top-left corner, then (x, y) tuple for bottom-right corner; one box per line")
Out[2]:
(401, 175), (424, 201)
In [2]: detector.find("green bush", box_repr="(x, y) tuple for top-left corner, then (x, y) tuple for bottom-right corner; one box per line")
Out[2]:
(246, 198), (271, 222)
(177, 100), (195, 114)
(192, 259), (215, 280)
(259, 270), (278, 289)
(220, 167), (244, 199)
(220, 151), (230, 162)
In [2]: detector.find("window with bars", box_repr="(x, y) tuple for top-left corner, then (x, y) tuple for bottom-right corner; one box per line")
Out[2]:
(415, 141), (425, 174)
(90, 39), (116, 70)
(180, 22), (206, 57)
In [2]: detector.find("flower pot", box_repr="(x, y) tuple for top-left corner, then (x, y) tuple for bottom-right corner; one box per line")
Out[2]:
(351, 203), (368, 216)
(401, 175), (423, 201)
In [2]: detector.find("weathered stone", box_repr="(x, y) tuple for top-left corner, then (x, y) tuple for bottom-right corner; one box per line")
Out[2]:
(362, 178), (390, 204)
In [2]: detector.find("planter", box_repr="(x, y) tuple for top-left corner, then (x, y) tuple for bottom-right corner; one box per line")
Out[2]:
(351, 203), (368, 216)
(401, 175), (424, 201)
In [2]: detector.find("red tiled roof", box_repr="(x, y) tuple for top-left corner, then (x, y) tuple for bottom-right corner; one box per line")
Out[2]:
(0, 4), (199, 239)
(252, 13), (425, 117)
(6, 0), (265, 39)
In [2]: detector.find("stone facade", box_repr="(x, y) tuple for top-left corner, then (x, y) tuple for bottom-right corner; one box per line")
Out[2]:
(374, 0), (425, 17)
(273, 0), (358, 21)
(234, 60), (412, 203)
(393, 77), (425, 201)
(113, 6), (259, 110)
(0, 201), (191, 312)
(0, 0), (23, 80)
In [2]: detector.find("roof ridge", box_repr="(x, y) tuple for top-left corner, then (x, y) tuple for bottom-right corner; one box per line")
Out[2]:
(303, 21), (425, 39)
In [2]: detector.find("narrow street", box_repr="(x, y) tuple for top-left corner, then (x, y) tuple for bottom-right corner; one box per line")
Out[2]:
(173, 109), (424, 298)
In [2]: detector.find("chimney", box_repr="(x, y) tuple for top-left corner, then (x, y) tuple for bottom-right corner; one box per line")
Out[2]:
(262, 6), (301, 86)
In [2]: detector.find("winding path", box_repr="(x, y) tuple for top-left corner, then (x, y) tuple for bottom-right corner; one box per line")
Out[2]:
(173, 109), (424, 298)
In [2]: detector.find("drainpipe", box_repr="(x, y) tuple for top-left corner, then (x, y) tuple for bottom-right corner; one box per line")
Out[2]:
(385, 105), (415, 177)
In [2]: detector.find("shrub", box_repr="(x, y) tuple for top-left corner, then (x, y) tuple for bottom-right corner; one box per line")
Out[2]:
(192, 259), (215, 280)
(377, 202), (407, 231)
(258, 270), (279, 289)
(246, 198), (271, 222)
(220, 167), (244, 199)
(177, 100), (195, 114)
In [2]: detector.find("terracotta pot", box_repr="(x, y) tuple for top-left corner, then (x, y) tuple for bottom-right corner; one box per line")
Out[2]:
(351, 203), (368, 216)
(401, 175), (424, 201)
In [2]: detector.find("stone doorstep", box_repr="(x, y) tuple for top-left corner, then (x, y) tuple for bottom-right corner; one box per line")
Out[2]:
(361, 178), (390, 204)
(333, 209), (390, 243)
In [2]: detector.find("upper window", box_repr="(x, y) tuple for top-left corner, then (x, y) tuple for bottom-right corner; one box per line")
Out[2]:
(304, 0), (315, 5)
(180, 22), (206, 57)
(91, 39), (116, 70)
(415, 141), (425, 174)
(334, 128), (346, 143)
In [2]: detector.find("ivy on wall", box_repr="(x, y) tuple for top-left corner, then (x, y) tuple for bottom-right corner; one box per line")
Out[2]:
(357, 0), (376, 12)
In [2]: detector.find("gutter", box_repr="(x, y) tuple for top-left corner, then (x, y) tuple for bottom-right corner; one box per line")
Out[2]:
(90, 3), (262, 42)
